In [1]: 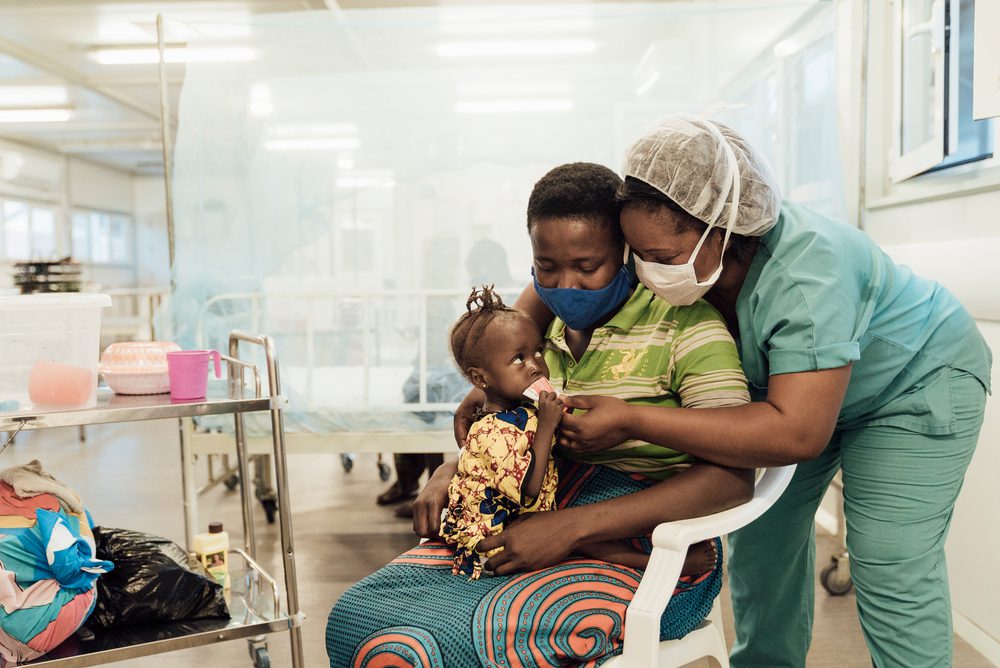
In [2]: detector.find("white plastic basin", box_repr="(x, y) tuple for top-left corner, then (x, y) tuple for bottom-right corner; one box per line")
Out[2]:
(0, 293), (112, 411)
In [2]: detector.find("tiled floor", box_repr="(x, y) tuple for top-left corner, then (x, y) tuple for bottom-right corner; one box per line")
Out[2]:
(10, 420), (994, 667)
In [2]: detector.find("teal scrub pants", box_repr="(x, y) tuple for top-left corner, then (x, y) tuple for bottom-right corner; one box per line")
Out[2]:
(728, 370), (987, 668)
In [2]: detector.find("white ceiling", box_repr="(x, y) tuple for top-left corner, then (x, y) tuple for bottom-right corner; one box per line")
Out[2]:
(0, 1), (327, 174)
(0, 0), (819, 175)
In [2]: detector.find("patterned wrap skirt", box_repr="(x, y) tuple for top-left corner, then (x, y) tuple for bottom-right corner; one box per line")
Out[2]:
(326, 460), (723, 668)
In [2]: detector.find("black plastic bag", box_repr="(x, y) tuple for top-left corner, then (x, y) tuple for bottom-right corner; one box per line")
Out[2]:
(87, 527), (229, 631)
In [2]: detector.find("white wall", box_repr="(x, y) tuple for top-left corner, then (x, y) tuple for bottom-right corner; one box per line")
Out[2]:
(67, 158), (132, 213)
(0, 139), (141, 290)
(68, 157), (136, 289)
(0, 139), (67, 290)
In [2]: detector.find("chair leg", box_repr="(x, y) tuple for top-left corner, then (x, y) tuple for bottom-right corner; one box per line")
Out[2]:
(706, 600), (730, 668)
(708, 600), (724, 635)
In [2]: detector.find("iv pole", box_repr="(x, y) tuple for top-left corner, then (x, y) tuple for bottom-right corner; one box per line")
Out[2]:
(156, 14), (176, 276)
(857, 0), (871, 231)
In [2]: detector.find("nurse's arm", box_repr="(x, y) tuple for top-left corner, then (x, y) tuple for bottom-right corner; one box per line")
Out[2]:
(636, 365), (850, 467)
(561, 365), (851, 468)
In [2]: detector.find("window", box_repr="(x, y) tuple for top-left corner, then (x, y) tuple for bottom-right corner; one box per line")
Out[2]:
(0, 199), (59, 261)
(71, 210), (133, 265)
(932, 0), (993, 170)
(890, 0), (994, 182)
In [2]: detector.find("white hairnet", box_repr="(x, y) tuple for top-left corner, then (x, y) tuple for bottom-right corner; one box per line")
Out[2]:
(623, 114), (781, 236)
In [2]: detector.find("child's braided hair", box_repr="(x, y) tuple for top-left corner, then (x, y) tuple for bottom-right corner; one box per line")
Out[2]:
(450, 285), (517, 379)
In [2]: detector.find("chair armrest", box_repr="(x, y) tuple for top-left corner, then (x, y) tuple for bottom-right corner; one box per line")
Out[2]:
(618, 465), (796, 666)
(651, 465), (796, 552)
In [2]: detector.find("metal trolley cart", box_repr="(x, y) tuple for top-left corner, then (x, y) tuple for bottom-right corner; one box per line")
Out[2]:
(0, 331), (303, 668)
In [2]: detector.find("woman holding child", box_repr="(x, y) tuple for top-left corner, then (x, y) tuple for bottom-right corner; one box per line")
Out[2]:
(327, 161), (755, 667)
(329, 115), (990, 668)
(451, 116), (989, 668)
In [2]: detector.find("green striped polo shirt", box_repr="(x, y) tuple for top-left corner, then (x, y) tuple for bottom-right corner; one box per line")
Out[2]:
(544, 284), (750, 480)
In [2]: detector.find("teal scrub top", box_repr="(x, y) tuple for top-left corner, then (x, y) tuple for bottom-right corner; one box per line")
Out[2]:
(735, 201), (992, 435)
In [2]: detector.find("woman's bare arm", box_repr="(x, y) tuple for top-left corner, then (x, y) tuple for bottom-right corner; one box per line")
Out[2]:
(412, 459), (457, 538)
(513, 283), (554, 332)
(560, 365), (851, 468)
(453, 388), (485, 446)
(480, 462), (753, 574)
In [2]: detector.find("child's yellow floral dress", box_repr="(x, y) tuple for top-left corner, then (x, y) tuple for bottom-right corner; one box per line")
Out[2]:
(440, 405), (558, 579)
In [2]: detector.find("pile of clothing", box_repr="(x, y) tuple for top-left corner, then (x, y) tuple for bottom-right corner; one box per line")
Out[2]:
(0, 460), (112, 664)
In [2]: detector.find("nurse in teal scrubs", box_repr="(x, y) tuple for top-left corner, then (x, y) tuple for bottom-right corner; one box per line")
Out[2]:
(542, 116), (991, 667)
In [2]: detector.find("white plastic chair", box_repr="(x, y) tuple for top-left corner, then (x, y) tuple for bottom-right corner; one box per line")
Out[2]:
(602, 465), (796, 668)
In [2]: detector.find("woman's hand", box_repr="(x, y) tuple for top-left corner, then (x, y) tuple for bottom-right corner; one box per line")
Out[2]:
(411, 459), (457, 538)
(479, 512), (579, 575)
(453, 387), (486, 446)
(557, 395), (633, 454)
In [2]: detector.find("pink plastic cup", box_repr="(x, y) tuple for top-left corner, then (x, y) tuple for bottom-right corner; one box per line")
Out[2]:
(166, 350), (222, 401)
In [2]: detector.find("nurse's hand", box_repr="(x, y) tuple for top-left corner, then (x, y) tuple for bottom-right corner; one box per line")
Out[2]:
(557, 395), (632, 454)
(480, 512), (577, 575)
(412, 459), (457, 539)
(453, 387), (486, 446)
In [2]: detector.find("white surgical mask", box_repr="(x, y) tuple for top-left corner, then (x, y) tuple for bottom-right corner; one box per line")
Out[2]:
(632, 120), (741, 307)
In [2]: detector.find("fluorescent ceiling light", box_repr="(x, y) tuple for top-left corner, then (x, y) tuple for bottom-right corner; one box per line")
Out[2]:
(438, 18), (594, 35)
(455, 99), (574, 114)
(0, 109), (72, 123)
(436, 40), (596, 57)
(89, 46), (256, 65)
(458, 80), (571, 97)
(437, 7), (594, 34)
(336, 176), (395, 188)
(99, 18), (254, 43)
(264, 137), (361, 151)
(0, 86), (68, 107)
(270, 123), (358, 138)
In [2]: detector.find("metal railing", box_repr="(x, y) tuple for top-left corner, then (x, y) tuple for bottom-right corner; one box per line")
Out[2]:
(195, 286), (521, 412)
(102, 286), (170, 341)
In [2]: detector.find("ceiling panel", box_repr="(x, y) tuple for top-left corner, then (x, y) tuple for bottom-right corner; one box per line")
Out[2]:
(0, 0), (820, 173)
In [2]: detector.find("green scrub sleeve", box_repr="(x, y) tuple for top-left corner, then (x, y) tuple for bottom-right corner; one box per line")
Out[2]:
(752, 258), (869, 376)
(768, 342), (861, 375)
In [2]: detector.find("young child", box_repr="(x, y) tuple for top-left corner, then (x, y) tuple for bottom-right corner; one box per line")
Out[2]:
(439, 286), (563, 579)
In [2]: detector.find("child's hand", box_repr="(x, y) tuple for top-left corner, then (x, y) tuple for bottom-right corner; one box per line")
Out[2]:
(537, 390), (564, 429)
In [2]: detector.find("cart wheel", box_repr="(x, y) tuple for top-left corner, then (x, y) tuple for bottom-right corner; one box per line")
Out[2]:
(260, 497), (278, 524)
(378, 461), (392, 481)
(340, 453), (354, 473)
(224, 474), (240, 491)
(252, 647), (270, 668)
(820, 562), (854, 596)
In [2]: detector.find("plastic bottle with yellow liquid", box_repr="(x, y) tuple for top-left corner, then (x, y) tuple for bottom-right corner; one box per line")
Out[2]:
(192, 521), (230, 590)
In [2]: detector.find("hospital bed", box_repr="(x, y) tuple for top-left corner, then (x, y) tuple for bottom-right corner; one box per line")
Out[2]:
(181, 287), (482, 523)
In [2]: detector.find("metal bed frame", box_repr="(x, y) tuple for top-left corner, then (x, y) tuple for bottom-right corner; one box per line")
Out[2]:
(183, 287), (478, 523)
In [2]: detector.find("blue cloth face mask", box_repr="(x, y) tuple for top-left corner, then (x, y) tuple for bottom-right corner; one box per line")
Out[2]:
(532, 264), (636, 330)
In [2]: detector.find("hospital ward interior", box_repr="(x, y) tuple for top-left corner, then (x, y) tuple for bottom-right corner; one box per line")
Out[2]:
(0, 0), (997, 666)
